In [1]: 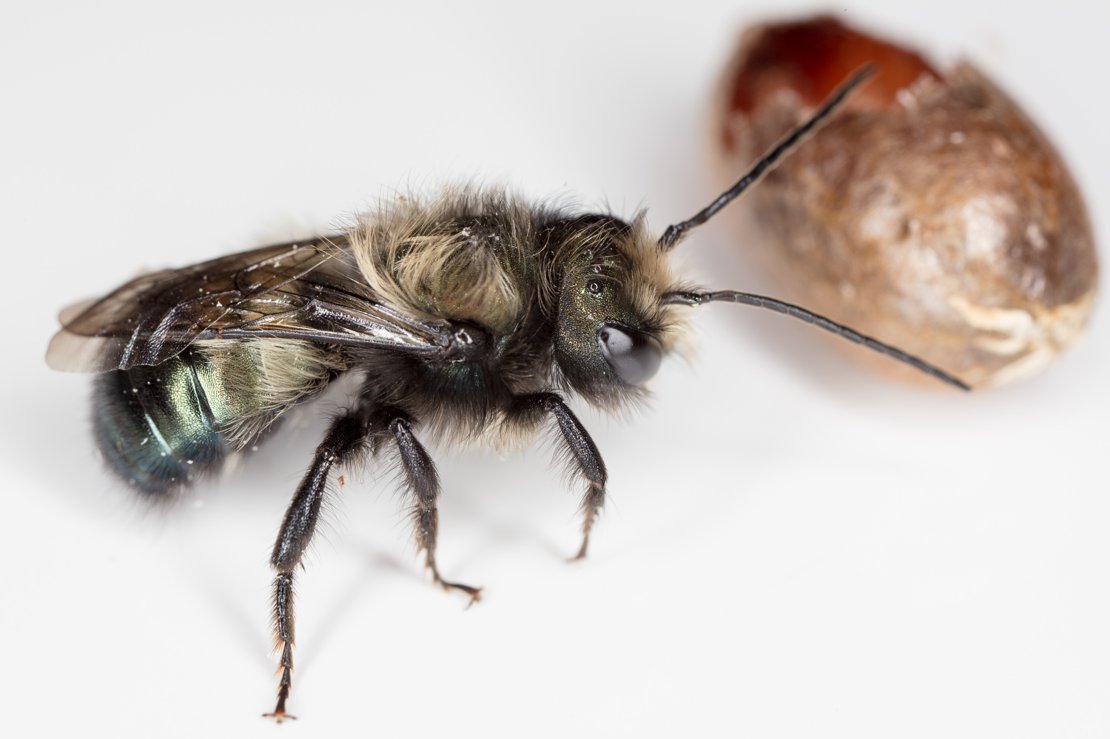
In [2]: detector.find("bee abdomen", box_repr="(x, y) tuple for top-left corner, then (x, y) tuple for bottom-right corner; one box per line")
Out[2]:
(92, 354), (228, 495)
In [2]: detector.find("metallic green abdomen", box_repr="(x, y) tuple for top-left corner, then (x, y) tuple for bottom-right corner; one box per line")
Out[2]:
(92, 352), (228, 494)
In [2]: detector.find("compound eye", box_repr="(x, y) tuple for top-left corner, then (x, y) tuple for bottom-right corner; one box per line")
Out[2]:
(597, 322), (662, 385)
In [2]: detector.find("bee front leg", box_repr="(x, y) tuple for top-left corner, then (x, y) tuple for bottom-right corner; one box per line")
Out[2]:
(263, 410), (371, 722)
(389, 416), (482, 605)
(509, 393), (608, 560)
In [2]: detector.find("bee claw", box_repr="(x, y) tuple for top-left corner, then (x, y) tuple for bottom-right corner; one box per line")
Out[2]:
(570, 535), (591, 562)
(436, 577), (483, 607)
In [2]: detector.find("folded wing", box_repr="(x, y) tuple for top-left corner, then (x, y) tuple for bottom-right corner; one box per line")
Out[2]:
(47, 237), (457, 372)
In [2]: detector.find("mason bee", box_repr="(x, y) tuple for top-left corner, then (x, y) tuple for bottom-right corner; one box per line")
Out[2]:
(46, 67), (967, 721)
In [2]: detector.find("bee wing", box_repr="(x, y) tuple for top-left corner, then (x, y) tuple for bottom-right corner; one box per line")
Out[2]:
(47, 237), (456, 372)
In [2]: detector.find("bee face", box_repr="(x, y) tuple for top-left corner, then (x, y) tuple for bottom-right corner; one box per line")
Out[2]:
(551, 216), (676, 405)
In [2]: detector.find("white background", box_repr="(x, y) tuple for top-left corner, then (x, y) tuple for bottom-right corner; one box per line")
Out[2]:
(3, 1), (1108, 737)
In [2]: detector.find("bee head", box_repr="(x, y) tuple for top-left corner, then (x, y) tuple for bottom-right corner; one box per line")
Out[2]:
(548, 214), (680, 407)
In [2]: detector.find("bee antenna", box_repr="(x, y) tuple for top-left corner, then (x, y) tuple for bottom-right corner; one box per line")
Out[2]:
(661, 289), (971, 391)
(658, 64), (876, 252)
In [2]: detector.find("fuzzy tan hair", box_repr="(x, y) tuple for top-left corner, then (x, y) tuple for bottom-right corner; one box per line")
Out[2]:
(608, 214), (683, 347)
(348, 187), (538, 335)
(196, 339), (347, 447)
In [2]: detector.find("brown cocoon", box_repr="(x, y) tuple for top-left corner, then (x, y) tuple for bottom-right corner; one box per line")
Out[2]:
(715, 17), (1098, 388)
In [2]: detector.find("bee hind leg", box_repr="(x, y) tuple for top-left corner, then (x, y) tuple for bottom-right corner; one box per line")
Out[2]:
(263, 408), (372, 721)
(388, 415), (482, 605)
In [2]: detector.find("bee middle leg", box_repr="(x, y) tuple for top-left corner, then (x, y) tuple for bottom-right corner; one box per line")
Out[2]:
(388, 416), (482, 605)
(508, 393), (608, 560)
